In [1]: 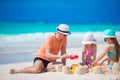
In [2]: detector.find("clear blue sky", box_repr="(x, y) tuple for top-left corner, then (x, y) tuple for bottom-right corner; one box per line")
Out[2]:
(0, 0), (120, 23)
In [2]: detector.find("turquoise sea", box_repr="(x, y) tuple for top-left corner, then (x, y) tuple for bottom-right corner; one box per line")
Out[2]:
(1, 22), (120, 34)
(0, 22), (120, 64)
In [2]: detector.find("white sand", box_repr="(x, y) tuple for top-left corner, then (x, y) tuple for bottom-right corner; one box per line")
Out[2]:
(0, 43), (120, 80)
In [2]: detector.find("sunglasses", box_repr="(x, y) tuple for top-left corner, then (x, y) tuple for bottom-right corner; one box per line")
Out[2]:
(104, 38), (106, 42)
(63, 34), (67, 37)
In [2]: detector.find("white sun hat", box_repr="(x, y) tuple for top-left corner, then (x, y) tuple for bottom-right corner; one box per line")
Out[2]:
(82, 32), (96, 44)
(57, 24), (71, 36)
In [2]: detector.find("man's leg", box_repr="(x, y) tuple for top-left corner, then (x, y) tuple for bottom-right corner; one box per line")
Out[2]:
(10, 60), (44, 74)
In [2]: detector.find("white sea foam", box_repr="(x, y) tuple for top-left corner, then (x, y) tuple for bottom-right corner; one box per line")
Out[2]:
(0, 32), (120, 54)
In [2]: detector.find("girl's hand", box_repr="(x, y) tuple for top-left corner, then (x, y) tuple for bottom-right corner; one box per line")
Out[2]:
(91, 62), (95, 67)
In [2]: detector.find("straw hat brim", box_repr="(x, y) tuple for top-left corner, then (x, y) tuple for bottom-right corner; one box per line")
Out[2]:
(82, 41), (96, 44)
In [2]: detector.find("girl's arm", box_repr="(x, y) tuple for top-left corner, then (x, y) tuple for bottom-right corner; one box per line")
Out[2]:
(91, 45), (111, 66)
(82, 46), (85, 65)
(92, 44), (97, 62)
(99, 57), (108, 65)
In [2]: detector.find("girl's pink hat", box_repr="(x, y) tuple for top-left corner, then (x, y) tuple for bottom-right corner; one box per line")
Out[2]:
(82, 32), (96, 44)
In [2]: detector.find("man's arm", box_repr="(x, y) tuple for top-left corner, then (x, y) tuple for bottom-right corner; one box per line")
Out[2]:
(46, 48), (61, 60)
(46, 47), (68, 61)
(61, 46), (68, 65)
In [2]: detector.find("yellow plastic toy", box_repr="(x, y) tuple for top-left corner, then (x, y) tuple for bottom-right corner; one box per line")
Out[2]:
(93, 63), (99, 67)
(71, 64), (82, 73)
(93, 63), (106, 67)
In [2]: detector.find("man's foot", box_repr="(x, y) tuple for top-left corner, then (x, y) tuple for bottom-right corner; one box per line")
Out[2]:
(10, 69), (17, 74)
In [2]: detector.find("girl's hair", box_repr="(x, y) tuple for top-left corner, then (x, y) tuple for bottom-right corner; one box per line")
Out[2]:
(111, 38), (120, 62)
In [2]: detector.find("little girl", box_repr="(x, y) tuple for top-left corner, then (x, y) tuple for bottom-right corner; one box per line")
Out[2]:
(81, 32), (97, 66)
(92, 29), (120, 70)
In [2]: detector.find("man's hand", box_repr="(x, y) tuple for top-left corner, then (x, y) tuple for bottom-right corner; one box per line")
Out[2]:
(60, 54), (69, 59)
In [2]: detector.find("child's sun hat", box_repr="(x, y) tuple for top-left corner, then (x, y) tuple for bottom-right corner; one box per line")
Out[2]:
(103, 29), (116, 38)
(82, 32), (96, 44)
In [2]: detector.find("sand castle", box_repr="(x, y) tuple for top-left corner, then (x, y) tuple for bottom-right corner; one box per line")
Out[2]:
(111, 62), (120, 74)
(92, 66), (105, 74)
(55, 64), (88, 74)
(62, 66), (72, 74)
(54, 61), (120, 75)
(74, 66), (88, 74)
(55, 65), (63, 72)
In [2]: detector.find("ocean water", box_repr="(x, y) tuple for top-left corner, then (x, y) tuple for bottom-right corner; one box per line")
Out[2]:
(0, 22), (120, 64)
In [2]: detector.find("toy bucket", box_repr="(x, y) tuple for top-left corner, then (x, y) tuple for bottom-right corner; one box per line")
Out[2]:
(71, 64), (78, 73)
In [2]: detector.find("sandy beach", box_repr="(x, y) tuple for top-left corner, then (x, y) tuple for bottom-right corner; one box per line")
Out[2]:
(1, 0), (120, 79)
(0, 43), (120, 80)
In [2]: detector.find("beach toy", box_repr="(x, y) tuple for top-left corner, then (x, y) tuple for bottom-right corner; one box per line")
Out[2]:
(69, 55), (79, 60)
(71, 64), (78, 73)
(93, 63), (106, 67)
(71, 64), (82, 73)
(93, 63), (99, 67)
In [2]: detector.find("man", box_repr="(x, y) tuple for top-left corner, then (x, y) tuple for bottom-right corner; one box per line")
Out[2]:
(10, 24), (71, 74)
